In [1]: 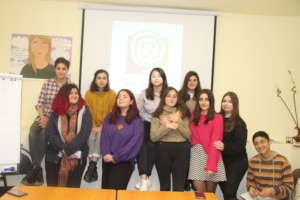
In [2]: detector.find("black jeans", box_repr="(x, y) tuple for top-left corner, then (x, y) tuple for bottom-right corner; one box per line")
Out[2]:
(29, 117), (46, 167)
(102, 161), (134, 190)
(137, 121), (156, 176)
(219, 157), (248, 199)
(45, 158), (87, 188)
(155, 141), (190, 191)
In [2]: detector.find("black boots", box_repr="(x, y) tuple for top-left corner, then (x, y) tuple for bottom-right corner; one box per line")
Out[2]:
(84, 161), (98, 183)
(21, 166), (43, 186)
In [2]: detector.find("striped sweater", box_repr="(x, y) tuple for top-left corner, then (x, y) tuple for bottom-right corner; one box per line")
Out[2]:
(247, 152), (294, 200)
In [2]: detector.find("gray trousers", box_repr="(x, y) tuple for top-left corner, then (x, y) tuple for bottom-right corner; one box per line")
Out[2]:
(88, 132), (101, 157)
(29, 117), (46, 167)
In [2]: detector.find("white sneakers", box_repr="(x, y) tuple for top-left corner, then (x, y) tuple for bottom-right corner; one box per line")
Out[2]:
(135, 181), (141, 189)
(135, 179), (152, 191)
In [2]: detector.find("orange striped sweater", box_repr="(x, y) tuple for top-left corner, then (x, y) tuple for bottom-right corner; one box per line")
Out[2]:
(247, 152), (294, 200)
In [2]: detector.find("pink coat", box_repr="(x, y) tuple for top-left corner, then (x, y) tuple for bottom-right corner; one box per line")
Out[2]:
(189, 114), (223, 172)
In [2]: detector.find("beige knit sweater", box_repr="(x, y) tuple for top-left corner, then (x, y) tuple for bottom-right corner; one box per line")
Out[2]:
(150, 106), (191, 142)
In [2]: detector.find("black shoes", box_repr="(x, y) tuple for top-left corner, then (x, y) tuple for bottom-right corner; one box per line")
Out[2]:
(84, 161), (98, 183)
(35, 167), (44, 186)
(21, 166), (44, 186)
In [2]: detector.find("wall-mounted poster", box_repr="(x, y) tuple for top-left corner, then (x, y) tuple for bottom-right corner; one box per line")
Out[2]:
(10, 34), (72, 79)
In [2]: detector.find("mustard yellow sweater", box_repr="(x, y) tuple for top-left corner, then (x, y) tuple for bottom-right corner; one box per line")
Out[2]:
(85, 89), (116, 128)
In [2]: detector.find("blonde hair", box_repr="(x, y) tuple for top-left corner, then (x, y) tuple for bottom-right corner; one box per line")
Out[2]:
(28, 35), (51, 72)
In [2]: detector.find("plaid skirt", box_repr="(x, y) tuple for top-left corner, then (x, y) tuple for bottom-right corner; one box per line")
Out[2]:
(188, 144), (226, 182)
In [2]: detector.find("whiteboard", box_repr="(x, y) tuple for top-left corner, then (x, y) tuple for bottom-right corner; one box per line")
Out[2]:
(0, 73), (22, 173)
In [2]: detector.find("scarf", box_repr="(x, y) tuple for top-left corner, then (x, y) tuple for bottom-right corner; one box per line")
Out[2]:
(58, 104), (79, 187)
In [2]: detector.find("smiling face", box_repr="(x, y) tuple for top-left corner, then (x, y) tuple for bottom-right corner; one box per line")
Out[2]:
(253, 136), (271, 156)
(150, 70), (163, 87)
(95, 72), (108, 89)
(117, 90), (133, 109)
(69, 88), (79, 104)
(187, 75), (198, 91)
(221, 95), (233, 116)
(165, 89), (178, 107)
(199, 93), (210, 113)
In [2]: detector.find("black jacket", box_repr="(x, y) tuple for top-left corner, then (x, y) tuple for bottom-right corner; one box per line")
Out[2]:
(45, 106), (92, 163)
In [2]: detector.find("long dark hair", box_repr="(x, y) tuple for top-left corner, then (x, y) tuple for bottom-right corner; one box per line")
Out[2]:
(89, 69), (110, 92)
(145, 68), (168, 100)
(109, 89), (139, 124)
(220, 91), (242, 132)
(153, 87), (190, 118)
(179, 71), (201, 102)
(193, 89), (216, 125)
(52, 83), (85, 115)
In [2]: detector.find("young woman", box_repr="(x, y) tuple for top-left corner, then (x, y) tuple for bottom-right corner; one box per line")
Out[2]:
(101, 89), (144, 190)
(214, 92), (248, 200)
(178, 70), (201, 190)
(188, 89), (226, 193)
(179, 71), (201, 113)
(45, 83), (92, 187)
(83, 69), (116, 183)
(21, 57), (70, 186)
(136, 68), (168, 190)
(247, 131), (294, 200)
(150, 87), (191, 191)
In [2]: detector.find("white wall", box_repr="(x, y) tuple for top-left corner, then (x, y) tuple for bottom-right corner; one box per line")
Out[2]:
(214, 14), (300, 142)
(0, 0), (299, 147)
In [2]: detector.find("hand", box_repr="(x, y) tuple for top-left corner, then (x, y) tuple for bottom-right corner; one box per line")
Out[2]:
(214, 141), (224, 151)
(92, 127), (98, 134)
(160, 117), (170, 126)
(99, 125), (103, 133)
(166, 122), (179, 130)
(168, 112), (181, 122)
(249, 187), (259, 198)
(39, 116), (48, 128)
(259, 187), (275, 198)
(207, 170), (215, 177)
(92, 125), (103, 135)
(103, 154), (113, 162)
(103, 154), (115, 163)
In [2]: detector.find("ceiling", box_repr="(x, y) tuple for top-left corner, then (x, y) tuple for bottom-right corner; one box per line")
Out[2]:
(46, 0), (300, 16)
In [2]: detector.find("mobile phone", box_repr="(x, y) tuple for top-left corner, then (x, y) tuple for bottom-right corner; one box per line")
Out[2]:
(7, 189), (28, 197)
(195, 192), (205, 199)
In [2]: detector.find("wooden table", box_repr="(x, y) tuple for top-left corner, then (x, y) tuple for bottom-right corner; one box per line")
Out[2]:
(0, 186), (116, 200)
(118, 190), (196, 200)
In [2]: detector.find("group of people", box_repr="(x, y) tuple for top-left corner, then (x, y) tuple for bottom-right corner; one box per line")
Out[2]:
(21, 57), (295, 200)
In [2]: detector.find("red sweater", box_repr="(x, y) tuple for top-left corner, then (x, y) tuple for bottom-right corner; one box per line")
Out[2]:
(189, 114), (224, 172)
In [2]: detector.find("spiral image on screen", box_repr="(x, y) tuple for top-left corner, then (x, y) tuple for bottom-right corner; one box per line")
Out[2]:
(127, 31), (168, 74)
(110, 20), (183, 93)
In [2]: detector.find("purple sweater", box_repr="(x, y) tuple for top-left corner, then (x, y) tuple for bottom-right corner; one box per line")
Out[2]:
(100, 113), (144, 164)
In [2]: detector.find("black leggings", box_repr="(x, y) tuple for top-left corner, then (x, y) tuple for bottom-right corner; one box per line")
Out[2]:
(219, 158), (248, 199)
(155, 141), (190, 191)
(29, 118), (46, 167)
(45, 158), (87, 188)
(137, 121), (156, 176)
(102, 161), (134, 190)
